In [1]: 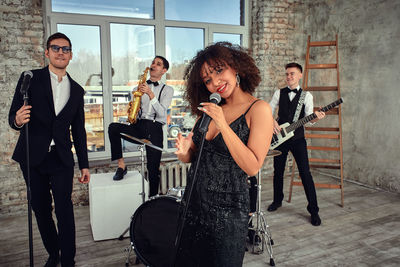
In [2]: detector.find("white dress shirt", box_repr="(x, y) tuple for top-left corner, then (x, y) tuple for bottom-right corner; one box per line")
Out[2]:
(269, 85), (315, 122)
(135, 82), (174, 125)
(49, 70), (70, 146)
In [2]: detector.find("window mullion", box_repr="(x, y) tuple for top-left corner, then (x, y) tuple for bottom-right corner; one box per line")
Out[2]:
(101, 21), (113, 155)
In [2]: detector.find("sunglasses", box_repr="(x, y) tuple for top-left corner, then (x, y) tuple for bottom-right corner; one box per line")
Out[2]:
(49, 45), (72, 54)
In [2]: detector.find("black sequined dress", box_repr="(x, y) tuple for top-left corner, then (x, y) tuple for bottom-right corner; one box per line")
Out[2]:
(176, 100), (258, 267)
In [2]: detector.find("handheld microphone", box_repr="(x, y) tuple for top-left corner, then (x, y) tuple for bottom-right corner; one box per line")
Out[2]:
(20, 71), (33, 95)
(198, 92), (222, 133)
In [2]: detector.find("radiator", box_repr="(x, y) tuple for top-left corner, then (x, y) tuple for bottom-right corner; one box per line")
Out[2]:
(159, 161), (191, 194)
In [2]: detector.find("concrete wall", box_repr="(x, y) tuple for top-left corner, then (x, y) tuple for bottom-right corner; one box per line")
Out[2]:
(1, 0), (399, 216)
(252, 0), (400, 192)
(294, 0), (400, 192)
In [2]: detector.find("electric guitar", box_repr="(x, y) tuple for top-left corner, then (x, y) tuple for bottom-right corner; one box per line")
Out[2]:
(270, 98), (343, 150)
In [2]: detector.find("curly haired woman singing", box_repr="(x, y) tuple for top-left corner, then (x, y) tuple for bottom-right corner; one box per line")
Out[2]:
(174, 42), (273, 267)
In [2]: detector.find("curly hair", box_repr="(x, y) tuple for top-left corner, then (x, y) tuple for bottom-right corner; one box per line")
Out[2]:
(183, 42), (261, 117)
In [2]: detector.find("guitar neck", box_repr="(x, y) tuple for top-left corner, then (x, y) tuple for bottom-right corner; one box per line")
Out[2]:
(286, 99), (342, 133)
(286, 113), (316, 133)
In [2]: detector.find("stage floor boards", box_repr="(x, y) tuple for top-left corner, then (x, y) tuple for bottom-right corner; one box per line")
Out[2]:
(1, 172), (399, 266)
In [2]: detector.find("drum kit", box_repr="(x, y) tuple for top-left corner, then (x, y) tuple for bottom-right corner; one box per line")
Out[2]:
(119, 134), (177, 266)
(118, 133), (279, 267)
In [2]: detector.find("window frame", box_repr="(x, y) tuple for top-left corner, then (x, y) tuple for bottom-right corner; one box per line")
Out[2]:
(44, 0), (250, 160)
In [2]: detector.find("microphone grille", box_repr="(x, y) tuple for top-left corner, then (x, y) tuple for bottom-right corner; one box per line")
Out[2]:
(24, 70), (33, 78)
(209, 92), (221, 104)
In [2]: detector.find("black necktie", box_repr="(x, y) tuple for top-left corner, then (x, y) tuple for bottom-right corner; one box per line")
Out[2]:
(290, 89), (299, 94)
(146, 80), (159, 86)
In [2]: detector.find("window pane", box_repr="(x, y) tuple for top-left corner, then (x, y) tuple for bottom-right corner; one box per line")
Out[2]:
(57, 24), (105, 153)
(166, 27), (203, 149)
(52, 0), (154, 19)
(213, 33), (242, 46)
(110, 24), (155, 152)
(166, 0), (244, 25)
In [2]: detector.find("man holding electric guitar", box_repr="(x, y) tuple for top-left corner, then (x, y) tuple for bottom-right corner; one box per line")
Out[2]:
(267, 62), (328, 226)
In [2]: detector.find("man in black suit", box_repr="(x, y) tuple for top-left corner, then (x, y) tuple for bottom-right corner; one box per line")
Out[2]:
(267, 62), (325, 226)
(8, 32), (90, 267)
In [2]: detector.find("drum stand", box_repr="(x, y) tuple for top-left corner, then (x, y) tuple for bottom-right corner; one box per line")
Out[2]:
(122, 144), (145, 266)
(248, 170), (275, 266)
(118, 144), (146, 240)
(118, 133), (165, 266)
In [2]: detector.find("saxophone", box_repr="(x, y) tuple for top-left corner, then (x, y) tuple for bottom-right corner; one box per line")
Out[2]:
(127, 67), (150, 124)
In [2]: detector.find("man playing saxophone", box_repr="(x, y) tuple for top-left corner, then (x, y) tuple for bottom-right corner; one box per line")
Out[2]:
(108, 56), (173, 197)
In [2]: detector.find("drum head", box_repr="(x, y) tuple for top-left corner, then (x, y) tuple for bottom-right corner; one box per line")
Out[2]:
(130, 196), (180, 267)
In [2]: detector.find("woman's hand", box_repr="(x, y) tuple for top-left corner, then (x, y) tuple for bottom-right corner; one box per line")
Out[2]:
(198, 102), (228, 131)
(174, 132), (194, 158)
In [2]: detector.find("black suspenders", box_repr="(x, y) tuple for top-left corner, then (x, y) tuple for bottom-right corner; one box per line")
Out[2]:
(153, 84), (166, 122)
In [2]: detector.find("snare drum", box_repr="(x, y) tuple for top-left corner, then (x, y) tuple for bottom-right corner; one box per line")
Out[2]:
(130, 195), (181, 267)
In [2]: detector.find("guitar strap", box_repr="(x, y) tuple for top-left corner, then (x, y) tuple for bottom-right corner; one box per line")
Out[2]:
(293, 90), (306, 122)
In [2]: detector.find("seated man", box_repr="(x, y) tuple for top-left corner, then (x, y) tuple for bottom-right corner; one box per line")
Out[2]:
(108, 56), (173, 197)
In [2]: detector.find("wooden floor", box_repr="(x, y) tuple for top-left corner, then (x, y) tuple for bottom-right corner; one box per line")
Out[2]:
(1, 172), (400, 267)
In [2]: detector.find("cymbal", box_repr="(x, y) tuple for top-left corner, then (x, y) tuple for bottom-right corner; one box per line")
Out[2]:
(120, 133), (167, 152)
(267, 150), (282, 157)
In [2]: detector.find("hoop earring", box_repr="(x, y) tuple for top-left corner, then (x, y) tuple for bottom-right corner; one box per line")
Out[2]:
(236, 73), (240, 87)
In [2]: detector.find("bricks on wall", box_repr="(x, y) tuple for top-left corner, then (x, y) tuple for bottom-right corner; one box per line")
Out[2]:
(0, 0), (45, 216)
(251, 0), (303, 99)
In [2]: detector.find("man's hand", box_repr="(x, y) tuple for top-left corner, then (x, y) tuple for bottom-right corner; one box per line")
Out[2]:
(138, 83), (155, 99)
(310, 109), (326, 123)
(315, 110), (326, 120)
(15, 104), (32, 127)
(79, 168), (90, 184)
(273, 119), (281, 135)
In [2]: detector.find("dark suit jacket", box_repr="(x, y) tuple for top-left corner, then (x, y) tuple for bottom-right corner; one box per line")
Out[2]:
(8, 66), (89, 169)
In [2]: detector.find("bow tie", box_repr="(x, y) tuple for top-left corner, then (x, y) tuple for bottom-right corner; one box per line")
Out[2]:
(289, 89), (299, 94)
(146, 80), (159, 86)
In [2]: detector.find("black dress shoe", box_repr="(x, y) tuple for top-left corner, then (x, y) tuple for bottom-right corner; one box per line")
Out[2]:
(113, 167), (127, 181)
(311, 214), (321, 226)
(267, 202), (282, 212)
(44, 254), (60, 267)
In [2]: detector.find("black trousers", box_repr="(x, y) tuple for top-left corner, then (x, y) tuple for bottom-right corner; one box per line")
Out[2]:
(273, 138), (319, 215)
(20, 147), (75, 266)
(108, 119), (163, 197)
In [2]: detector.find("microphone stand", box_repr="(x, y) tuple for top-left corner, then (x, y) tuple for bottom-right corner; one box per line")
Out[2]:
(171, 131), (207, 267)
(22, 88), (34, 267)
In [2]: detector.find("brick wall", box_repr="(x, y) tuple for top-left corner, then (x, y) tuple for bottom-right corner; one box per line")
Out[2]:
(3, 0), (397, 216)
(0, 0), (100, 216)
(251, 0), (305, 100)
(0, 0), (45, 215)
(1, 0), (295, 216)
(0, 0), (316, 216)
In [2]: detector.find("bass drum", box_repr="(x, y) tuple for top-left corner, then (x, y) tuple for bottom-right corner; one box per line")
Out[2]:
(130, 195), (181, 267)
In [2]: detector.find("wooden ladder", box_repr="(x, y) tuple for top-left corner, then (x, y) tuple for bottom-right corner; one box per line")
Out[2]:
(288, 34), (344, 207)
